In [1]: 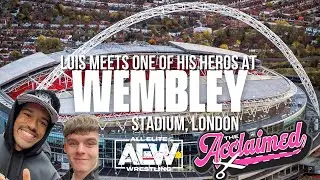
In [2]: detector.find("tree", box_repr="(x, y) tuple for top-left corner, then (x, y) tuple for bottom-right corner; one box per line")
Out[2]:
(236, 40), (241, 46)
(310, 59), (319, 68)
(203, 30), (213, 42)
(10, 50), (22, 60)
(214, 29), (227, 45)
(273, 21), (290, 40)
(164, 18), (173, 29)
(275, 20), (289, 26)
(219, 44), (229, 50)
(36, 35), (63, 54)
(258, 43), (270, 58)
(109, 12), (119, 23)
(292, 41), (305, 57)
(56, 3), (65, 15)
(292, 41), (300, 49)
(87, 29), (96, 38)
(315, 48), (320, 56)
(192, 32), (204, 44)
(306, 44), (316, 56)
(287, 26), (299, 44)
(182, 34), (190, 43)
(317, 35), (320, 44)
(37, 35), (46, 42)
(266, 2), (273, 8)
(82, 15), (91, 23)
(308, 71), (320, 90)
(148, 39), (156, 45)
(150, 26), (157, 35)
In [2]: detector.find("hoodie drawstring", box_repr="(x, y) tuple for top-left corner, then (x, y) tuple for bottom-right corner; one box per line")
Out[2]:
(16, 157), (24, 180)
(4, 150), (13, 177)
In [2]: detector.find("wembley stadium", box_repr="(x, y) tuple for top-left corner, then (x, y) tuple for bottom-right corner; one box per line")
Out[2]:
(0, 41), (319, 180)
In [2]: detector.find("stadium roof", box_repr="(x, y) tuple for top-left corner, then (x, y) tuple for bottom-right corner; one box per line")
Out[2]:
(169, 41), (249, 57)
(0, 52), (59, 87)
(84, 43), (184, 56)
(48, 51), (70, 62)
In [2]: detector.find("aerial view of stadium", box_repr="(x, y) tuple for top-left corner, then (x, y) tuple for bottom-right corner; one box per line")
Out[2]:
(0, 40), (319, 179)
(0, 0), (320, 179)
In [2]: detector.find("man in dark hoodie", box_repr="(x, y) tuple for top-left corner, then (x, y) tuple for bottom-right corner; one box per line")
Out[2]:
(0, 90), (61, 180)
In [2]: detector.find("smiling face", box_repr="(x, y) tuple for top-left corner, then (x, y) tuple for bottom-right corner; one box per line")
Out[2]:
(13, 103), (50, 151)
(64, 131), (99, 174)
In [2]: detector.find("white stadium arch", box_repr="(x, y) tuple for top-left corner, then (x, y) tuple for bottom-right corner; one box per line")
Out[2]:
(36, 2), (320, 116)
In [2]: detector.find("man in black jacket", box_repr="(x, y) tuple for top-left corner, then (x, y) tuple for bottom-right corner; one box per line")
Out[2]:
(0, 90), (61, 180)
(62, 115), (100, 180)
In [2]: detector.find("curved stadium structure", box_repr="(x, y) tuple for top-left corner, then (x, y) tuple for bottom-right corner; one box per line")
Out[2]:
(0, 41), (318, 180)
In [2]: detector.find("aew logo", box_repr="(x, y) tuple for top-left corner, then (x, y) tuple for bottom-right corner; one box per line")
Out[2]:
(114, 137), (183, 172)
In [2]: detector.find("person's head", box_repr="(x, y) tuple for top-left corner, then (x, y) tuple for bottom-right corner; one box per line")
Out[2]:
(63, 115), (100, 175)
(11, 90), (60, 151)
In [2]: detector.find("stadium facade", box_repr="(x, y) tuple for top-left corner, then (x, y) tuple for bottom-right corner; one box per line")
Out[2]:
(0, 41), (318, 179)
